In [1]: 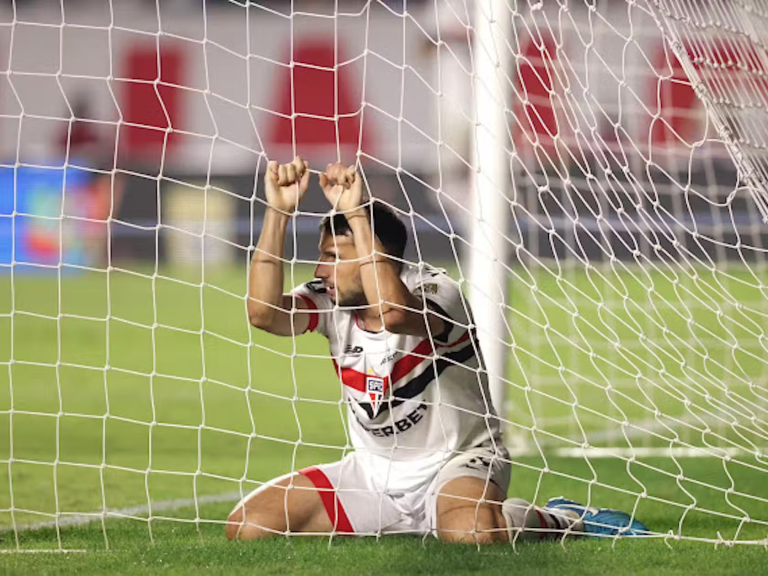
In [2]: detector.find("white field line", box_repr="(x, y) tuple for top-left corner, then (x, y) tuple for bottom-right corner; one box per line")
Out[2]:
(2, 491), (242, 533)
(506, 413), (768, 459)
(508, 446), (767, 458)
(0, 548), (88, 554)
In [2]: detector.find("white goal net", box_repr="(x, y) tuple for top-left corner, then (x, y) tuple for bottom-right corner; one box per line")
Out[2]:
(1, 0), (768, 550)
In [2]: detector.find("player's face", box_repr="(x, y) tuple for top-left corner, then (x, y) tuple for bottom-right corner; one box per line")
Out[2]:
(314, 231), (366, 307)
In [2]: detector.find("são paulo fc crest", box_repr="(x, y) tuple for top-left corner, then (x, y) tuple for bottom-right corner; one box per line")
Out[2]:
(365, 371), (386, 418)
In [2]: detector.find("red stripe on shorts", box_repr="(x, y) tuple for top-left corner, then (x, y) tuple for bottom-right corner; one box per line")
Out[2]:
(299, 466), (354, 533)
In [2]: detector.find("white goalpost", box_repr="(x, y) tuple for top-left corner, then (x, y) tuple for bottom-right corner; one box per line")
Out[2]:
(468, 0), (512, 415)
(1, 0), (768, 551)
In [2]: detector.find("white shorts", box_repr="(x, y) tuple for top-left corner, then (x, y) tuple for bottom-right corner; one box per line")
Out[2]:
(296, 443), (511, 536)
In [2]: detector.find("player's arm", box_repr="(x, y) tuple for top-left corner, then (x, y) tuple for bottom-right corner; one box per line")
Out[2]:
(319, 163), (447, 338)
(248, 157), (312, 337)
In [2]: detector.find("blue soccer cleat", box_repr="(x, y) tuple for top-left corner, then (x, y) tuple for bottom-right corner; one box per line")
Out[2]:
(543, 497), (649, 537)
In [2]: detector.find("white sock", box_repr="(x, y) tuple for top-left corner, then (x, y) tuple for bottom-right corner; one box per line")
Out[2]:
(501, 498), (583, 542)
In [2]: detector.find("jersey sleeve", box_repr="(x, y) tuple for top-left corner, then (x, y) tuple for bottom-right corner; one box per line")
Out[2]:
(289, 279), (333, 337)
(411, 270), (471, 345)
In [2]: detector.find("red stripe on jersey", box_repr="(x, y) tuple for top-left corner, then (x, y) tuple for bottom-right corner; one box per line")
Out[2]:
(333, 330), (475, 392)
(389, 330), (473, 384)
(295, 294), (319, 333)
(390, 339), (433, 383)
(441, 329), (472, 349)
(299, 466), (354, 533)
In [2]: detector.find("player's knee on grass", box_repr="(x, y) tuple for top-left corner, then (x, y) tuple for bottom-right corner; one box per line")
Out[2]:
(226, 474), (333, 540)
(226, 499), (280, 541)
(226, 505), (254, 540)
(435, 476), (507, 544)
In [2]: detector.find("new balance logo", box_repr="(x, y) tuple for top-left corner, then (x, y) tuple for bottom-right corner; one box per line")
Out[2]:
(344, 344), (364, 355)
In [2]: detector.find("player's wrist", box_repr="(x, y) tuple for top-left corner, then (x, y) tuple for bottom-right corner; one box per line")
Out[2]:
(359, 253), (393, 268)
(264, 205), (294, 221)
(344, 207), (368, 224)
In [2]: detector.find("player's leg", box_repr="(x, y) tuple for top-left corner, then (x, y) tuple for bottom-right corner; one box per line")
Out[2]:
(431, 443), (512, 544)
(431, 443), (579, 544)
(435, 478), (586, 543)
(437, 486), (650, 543)
(435, 475), (508, 544)
(501, 497), (580, 541)
(226, 471), (335, 540)
(227, 454), (398, 540)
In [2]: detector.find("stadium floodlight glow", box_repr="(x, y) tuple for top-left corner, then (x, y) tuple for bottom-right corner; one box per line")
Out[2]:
(1, 0), (768, 552)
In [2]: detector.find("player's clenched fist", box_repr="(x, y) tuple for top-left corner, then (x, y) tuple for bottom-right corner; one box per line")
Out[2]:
(319, 162), (364, 213)
(264, 157), (310, 214)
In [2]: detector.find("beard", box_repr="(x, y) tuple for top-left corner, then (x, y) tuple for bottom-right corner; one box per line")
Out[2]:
(334, 286), (368, 308)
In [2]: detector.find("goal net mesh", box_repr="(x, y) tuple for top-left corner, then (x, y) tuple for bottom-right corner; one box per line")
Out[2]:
(1, 0), (768, 549)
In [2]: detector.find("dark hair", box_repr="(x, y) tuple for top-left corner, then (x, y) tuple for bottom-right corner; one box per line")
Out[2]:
(320, 201), (408, 261)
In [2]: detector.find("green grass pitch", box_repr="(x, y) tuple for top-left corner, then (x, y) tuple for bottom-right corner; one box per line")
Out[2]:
(0, 262), (767, 574)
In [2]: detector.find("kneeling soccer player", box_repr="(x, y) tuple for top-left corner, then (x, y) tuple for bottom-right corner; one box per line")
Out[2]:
(226, 158), (648, 543)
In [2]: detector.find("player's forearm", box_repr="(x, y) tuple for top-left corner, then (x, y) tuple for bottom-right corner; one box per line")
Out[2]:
(346, 211), (418, 323)
(248, 208), (290, 327)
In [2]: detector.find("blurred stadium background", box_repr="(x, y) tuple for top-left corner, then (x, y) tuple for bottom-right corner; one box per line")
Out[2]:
(0, 0), (751, 270)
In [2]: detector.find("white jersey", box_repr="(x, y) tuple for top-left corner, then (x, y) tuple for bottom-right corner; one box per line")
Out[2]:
(291, 266), (504, 492)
